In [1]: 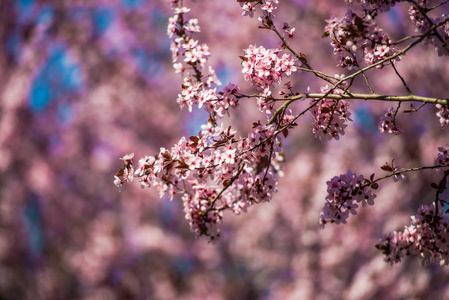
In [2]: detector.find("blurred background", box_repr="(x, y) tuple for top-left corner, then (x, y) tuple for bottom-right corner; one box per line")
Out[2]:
(0, 0), (449, 299)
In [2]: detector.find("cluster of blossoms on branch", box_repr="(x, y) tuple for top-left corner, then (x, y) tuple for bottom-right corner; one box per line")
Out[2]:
(310, 85), (352, 140)
(324, 9), (400, 69)
(239, 0), (279, 18)
(319, 170), (377, 228)
(117, 0), (449, 266)
(241, 45), (300, 90)
(376, 202), (449, 266)
(346, 0), (398, 16)
(378, 107), (404, 135)
(346, 0), (449, 57)
(115, 121), (282, 240)
(409, 3), (449, 56)
(436, 104), (449, 131)
(435, 145), (449, 173)
(322, 146), (449, 264)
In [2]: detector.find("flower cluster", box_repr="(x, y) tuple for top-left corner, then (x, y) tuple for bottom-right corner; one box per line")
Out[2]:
(115, 121), (281, 240)
(167, 6), (243, 119)
(376, 202), (449, 266)
(378, 107), (403, 135)
(113, 153), (134, 192)
(409, 5), (449, 56)
(319, 170), (376, 229)
(435, 144), (449, 173)
(408, 4), (429, 33)
(310, 85), (352, 140)
(324, 10), (400, 69)
(392, 165), (406, 182)
(239, 0), (279, 18)
(282, 22), (296, 40)
(176, 82), (240, 116)
(168, 9), (208, 70)
(256, 88), (275, 115)
(241, 45), (301, 90)
(436, 104), (449, 131)
(346, 0), (399, 18)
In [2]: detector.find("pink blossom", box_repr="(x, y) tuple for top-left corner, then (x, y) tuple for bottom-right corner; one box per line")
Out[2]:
(185, 18), (200, 32)
(240, 2), (256, 18)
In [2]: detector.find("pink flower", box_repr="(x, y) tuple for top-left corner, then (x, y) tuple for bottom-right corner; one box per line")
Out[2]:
(241, 2), (255, 18)
(120, 153), (134, 163)
(286, 27), (296, 39)
(223, 148), (236, 165)
(392, 166), (406, 182)
(184, 48), (199, 63)
(182, 39), (198, 50)
(113, 175), (124, 192)
(185, 18), (200, 32)
(173, 62), (184, 73)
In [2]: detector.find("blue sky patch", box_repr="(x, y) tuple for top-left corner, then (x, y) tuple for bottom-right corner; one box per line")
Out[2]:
(93, 7), (115, 36)
(29, 44), (83, 112)
(121, 0), (144, 10)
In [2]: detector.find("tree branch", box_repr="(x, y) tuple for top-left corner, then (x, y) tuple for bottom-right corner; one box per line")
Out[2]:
(263, 92), (449, 105)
